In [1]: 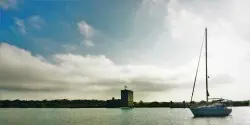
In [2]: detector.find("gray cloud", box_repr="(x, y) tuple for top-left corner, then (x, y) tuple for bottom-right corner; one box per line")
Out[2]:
(87, 79), (176, 92)
(0, 84), (67, 92)
(208, 74), (234, 86)
(0, 43), (69, 93)
(1, 42), (233, 101)
(0, 42), (197, 100)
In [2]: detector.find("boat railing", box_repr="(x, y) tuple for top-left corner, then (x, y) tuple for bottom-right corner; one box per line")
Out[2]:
(209, 98), (233, 107)
(189, 98), (233, 108)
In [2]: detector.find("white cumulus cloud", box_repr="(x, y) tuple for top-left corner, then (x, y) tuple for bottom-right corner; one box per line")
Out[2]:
(0, 42), (196, 101)
(77, 20), (95, 47)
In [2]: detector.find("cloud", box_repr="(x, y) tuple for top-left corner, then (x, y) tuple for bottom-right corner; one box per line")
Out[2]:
(14, 18), (26, 34)
(0, 43), (67, 92)
(13, 15), (45, 35)
(77, 20), (95, 47)
(105, 0), (250, 101)
(0, 0), (18, 10)
(0, 42), (202, 100)
(162, 0), (250, 100)
(82, 40), (94, 47)
(0, 42), (234, 101)
(132, 0), (168, 37)
(28, 15), (45, 30)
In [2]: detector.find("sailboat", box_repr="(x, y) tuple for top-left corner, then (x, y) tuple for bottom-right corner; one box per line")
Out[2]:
(189, 28), (232, 117)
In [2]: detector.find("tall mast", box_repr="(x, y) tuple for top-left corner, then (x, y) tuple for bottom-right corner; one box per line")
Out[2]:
(205, 28), (208, 102)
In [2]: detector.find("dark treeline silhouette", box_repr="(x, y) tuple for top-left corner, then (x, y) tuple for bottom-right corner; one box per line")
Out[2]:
(0, 99), (106, 108)
(0, 99), (248, 108)
(133, 101), (187, 108)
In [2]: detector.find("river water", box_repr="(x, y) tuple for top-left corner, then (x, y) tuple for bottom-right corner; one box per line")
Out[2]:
(0, 107), (249, 125)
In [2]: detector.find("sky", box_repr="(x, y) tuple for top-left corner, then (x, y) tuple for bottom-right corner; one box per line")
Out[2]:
(0, 0), (250, 102)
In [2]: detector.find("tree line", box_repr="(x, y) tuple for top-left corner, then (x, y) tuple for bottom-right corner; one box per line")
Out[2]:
(0, 99), (248, 108)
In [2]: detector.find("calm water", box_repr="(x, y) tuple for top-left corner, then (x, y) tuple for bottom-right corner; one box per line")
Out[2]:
(0, 107), (249, 125)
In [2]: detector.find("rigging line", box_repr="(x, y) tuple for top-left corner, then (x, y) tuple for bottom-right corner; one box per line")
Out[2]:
(190, 32), (205, 102)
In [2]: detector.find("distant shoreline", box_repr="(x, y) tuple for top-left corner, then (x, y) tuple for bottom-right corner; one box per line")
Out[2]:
(0, 106), (249, 108)
(0, 99), (248, 108)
